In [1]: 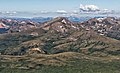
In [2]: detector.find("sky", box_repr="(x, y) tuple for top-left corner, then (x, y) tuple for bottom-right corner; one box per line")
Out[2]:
(0, 0), (120, 12)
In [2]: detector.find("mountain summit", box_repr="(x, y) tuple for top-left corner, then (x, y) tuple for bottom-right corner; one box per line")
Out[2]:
(41, 17), (80, 33)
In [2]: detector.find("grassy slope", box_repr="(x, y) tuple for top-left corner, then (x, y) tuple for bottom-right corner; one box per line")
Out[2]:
(0, 52), (120, 73)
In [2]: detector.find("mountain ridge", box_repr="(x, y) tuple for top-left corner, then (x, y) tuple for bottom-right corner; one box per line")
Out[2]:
(0, 17), (120, 72)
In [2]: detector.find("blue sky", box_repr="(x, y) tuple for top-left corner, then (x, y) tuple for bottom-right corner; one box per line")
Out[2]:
(0, 0), (120, 12)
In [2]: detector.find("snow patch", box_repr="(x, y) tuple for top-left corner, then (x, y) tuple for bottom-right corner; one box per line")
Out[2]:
(62, 19), (67, 24)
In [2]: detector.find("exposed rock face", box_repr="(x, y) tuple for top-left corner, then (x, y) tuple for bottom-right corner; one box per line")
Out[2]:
(0, 19), (39, 33)
(27, 48), (46, 54)
(79, 17), (120, 40)
(41, 17), (80, 33)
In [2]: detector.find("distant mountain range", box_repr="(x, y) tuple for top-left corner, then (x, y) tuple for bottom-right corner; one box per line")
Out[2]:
(0, 16), (92, 22)
(0, 10), (120, 18)
(0, 16), (93, 33)
(0, 16), (120, 38)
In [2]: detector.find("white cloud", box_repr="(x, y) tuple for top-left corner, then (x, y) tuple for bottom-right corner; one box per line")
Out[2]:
(56, 10), (67, 14)
(40, 11), (49, 14)
(80, 4), (100, 12)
